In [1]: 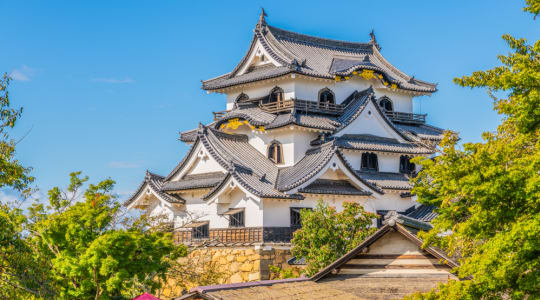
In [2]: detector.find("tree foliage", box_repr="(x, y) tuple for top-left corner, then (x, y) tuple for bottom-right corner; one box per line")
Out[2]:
(2, 172), (186, 300)
(291, 200), (377, 276)
(0, 73), (33, 195)
(406, 3), (539, 299)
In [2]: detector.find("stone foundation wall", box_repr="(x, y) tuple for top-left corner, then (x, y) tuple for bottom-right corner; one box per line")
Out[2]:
(190, 245), (303, 283)
(158, 245), (304, 299)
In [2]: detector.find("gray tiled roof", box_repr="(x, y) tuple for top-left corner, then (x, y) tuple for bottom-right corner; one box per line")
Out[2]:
(161, 172), (226, 192)
(124, 171), (185, 207)
(356, 171), (412, 190)
(394, 123), (445, 141)
(196, 126), (303, 200)
(277, 141), (337, 191)
(276, 141), (380, 194)
(406, 204), (438, 222)
(202, 20), (437, 93)
(214, 105), (341, 132)
(299, 179), (371, 196)
(337, 134), (434, 154)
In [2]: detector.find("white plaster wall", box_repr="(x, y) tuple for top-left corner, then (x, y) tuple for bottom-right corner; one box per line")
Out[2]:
(224, 76), (414, 113)
(224, 127), (317, 167)
(225, 79), (295, 111)
(366, 193), (416, 212)
(145, 191), (416, 229)
(334, 101), (404, 141)
(173, 187), (264, 228)
(188, 155), (226, 175)
(343, 151), (400, 173)
(262, 196), (373, 227)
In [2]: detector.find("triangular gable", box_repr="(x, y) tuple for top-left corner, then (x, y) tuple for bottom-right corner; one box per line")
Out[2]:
(334, 98), (409, 142)
(311, 216), (458, 281)
(281, 144), (383, 196)
(235, 39), (283, 76)
(125, 172), (185, 210)
(166, 137), (226, 182)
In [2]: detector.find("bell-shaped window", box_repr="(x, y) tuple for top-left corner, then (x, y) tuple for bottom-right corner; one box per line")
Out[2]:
(399, 155), (416, 175)
(236, 93), (249, 103)
(379, 97), (393, 111)
(361, 152), (378, 171)
(267, 87), (284, 104)
(268, 140), (283, 164)
(318, 88), (335, 105)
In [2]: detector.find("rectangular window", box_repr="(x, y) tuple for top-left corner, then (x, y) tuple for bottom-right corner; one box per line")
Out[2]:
(229, 210), (245, 227)
(192, 223), (209, 239)
(290, 207), (312, 227)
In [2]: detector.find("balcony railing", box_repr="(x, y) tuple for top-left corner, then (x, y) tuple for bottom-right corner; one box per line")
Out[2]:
(213, 102), (426, 124)
(260, 99), (344, 115)
(213, 110), (228, 121)
(384, 110), (426, 124)
(173, 226), (297, 244)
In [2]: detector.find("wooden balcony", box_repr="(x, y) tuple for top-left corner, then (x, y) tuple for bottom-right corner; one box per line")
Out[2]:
(212, 99), (345, 121)
(173, 226), (298, 245)
(260, 99), (344, 115)
(384, 110), (426, 124)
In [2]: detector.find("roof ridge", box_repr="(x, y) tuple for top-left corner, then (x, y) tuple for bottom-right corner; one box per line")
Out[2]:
(267, 25), (373, 52)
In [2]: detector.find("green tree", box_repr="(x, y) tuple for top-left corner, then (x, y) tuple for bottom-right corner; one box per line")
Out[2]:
(0, 73), (46, 299)
(291, 200), (377, 276)
(0, 73), (33, 195)
(26, 172), (186, 300)
(406, 2), (539, 299)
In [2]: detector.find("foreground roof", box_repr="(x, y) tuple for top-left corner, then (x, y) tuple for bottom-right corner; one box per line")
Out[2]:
(179, 212), (458, 300)
(202, 11), (437, 93)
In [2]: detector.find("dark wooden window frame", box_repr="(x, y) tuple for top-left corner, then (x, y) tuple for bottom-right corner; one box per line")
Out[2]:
(267, 140), (284, 164)
(318, 88), (335, 106)
(361, 152), (379, 171)
(290, 207), (313, 227)
(399, 155), (416, 175)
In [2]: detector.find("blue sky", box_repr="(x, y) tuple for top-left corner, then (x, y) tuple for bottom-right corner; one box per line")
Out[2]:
(1, 1), (538, 202)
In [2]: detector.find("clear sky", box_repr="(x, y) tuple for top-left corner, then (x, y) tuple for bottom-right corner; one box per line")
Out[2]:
(1, 1), (538, 202)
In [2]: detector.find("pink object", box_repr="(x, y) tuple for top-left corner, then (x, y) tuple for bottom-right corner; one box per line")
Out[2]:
(132, 293), (161, 300)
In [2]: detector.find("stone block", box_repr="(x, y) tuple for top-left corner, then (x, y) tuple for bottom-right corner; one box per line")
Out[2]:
(236, 255), (248, 262)
(230, 262), (241, 273)
(248, 254), (261, 261)
(240, 262), (253, 272)
(218, 257), (228, 265)
(248, 272), (260, 281)
(230, 273), (243, 283)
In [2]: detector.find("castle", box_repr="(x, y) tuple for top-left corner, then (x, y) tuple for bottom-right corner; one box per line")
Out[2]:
(125, 10), (444, 284)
